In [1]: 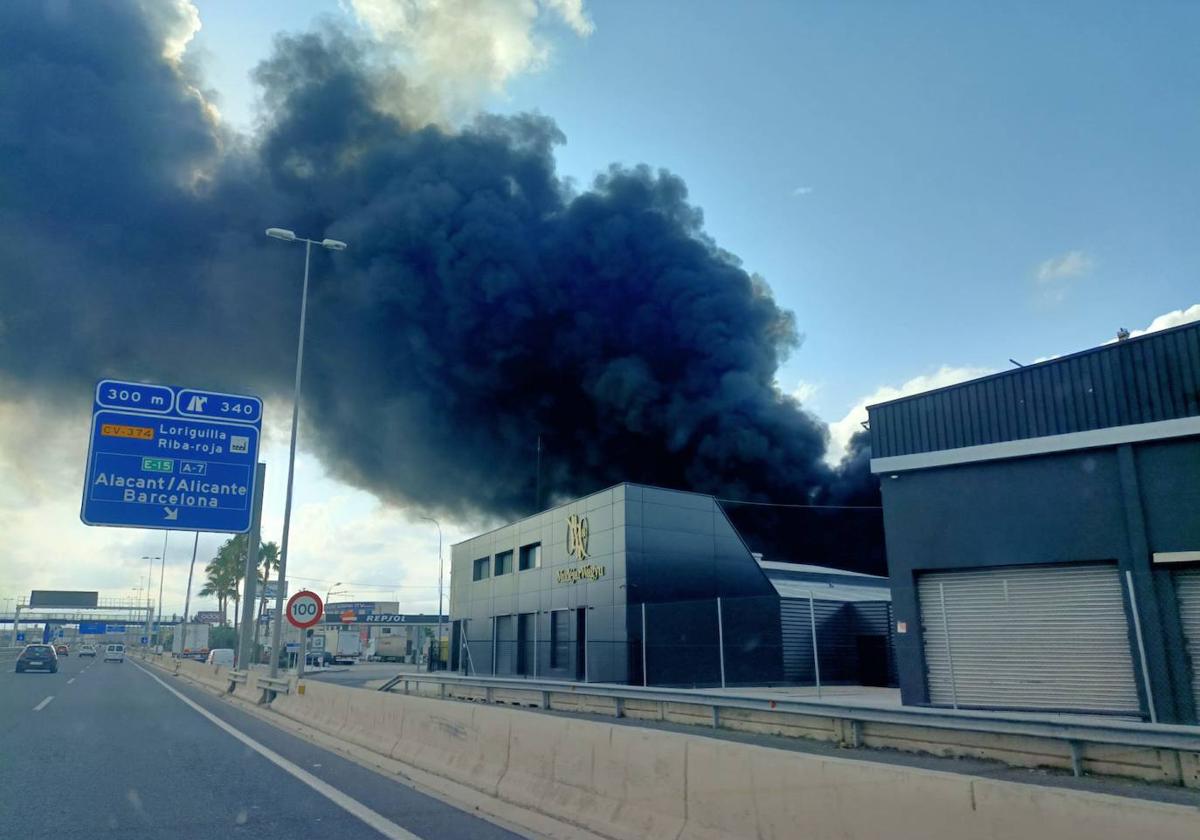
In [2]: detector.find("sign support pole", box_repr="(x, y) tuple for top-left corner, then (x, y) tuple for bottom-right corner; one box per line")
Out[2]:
(237, 462), (266, 670)
(182, 532), (199, 625)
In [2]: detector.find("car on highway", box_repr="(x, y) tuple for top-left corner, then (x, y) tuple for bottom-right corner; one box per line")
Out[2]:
(305, 650), (335, 667)
(55, 643), (69, 656)
(206, 648), (235, 667)
(103, 643), (125, 662)
(79, 643), (97, 657)
(16, 644), (59, 673)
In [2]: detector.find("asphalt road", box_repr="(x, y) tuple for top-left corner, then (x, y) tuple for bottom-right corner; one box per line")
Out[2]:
(0, 651), (524, 840)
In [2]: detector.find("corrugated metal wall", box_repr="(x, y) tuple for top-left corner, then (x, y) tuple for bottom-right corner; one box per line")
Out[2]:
(779, 597), (896, 685)
(869, 322), (1200, 458)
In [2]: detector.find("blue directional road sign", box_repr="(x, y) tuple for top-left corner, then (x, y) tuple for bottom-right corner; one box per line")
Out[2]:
(79, 621), (107, 635)
(15, 633), (24, 642)
(81, 379), (262, 533)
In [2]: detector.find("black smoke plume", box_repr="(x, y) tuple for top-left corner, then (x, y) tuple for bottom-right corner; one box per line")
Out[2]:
(0, 2), (882, 571)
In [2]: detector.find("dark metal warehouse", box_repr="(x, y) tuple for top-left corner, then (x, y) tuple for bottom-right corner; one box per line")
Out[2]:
(869, 321), (1200, 722)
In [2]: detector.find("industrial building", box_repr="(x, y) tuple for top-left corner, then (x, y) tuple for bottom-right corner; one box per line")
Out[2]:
(449, 483), (783, 686)
(869, 321), (1200, 723)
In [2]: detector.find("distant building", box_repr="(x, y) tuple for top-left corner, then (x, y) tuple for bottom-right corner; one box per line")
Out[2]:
(869, 321), (1200, 723)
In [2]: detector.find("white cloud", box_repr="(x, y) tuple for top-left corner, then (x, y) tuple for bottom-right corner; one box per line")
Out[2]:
(791, 380), (821, 404)
(349, 0), (593, 119)
(791, 185), (814, 197)
(1035, 249), (1093, 283)
(826, 365), (993, 465)
(1126, 303), (1200, 338)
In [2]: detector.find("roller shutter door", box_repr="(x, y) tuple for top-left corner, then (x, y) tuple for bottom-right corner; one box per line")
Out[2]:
(1174, 568), (1200, 714)
(917, 564), (1140, 714)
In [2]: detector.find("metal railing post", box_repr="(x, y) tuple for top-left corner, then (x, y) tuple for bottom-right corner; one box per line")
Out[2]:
(716, 597), (726, 689)
(938, 582), (958, 709)
(641, 603), (648, 687)
(809, 590), (821, 698)
(1124, 570), (1158, 723)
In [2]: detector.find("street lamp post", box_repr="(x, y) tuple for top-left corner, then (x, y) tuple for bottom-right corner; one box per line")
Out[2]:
(142, 553), (161, 646)
(419, 516), (444, 669)
(265, 227), (347, 679)
(155, 532), (168, 648)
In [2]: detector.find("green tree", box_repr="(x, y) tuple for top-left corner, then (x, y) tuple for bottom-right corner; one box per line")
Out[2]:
(195, 556), (232, 624)
(198, 538), (244, 626)
(253, 540), (281, 651)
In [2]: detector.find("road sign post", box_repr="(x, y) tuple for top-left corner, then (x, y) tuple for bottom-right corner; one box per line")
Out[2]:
(236, 462), (266, 670)
(81, 379), (262, 533)
(284, 591), (323, 679)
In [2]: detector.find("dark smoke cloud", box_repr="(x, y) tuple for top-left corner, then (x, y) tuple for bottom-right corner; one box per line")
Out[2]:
(0, 2), (881, 570)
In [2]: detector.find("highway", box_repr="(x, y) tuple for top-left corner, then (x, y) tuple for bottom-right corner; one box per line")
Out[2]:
(0, 652), (523, 840)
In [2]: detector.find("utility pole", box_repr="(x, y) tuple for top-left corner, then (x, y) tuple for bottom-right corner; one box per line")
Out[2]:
(182, 532), (199, 624)
(237, 462), (266, 670)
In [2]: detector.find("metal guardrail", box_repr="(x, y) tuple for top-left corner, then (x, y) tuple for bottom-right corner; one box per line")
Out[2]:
(379, 672), (1200, 770)
(228, 669), (248, 685)
(259, 676), (291, 695)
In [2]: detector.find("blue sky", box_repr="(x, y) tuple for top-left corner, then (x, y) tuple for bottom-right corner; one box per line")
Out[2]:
(193, 0), (1199, 426)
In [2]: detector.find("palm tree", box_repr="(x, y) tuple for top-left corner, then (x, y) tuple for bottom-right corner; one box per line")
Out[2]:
(253, 540), (280, 653)
(198, 556), (237, 624)
(215, 536), (249, 633)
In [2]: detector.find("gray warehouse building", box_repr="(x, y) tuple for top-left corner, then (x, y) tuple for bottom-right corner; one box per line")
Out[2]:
(869, 321), (1200, 723)
(449, 483), (783, 687)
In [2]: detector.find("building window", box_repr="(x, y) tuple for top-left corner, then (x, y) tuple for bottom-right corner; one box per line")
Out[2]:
(551, 610), (570, 669)
(494, 550), (513, 576)
(472, 557), (490, 581)
(519, 542), (541, 571)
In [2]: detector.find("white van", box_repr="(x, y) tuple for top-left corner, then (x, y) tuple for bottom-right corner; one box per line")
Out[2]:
(206, 648), (235, 667)
(103, 643), (125, 662)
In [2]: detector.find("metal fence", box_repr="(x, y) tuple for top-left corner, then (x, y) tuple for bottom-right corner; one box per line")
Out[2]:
(453, 593), (897, 691)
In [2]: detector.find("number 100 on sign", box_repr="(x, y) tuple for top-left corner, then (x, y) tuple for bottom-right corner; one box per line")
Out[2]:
(286, 591), (323, 629)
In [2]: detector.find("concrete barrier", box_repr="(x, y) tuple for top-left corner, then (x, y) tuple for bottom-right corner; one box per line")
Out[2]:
(260, 680), (1200, 840)
(392, 698), (511, 795)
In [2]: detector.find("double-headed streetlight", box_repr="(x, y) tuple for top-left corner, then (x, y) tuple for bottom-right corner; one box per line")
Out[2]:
(418, 516), (444, 668)
(265, 228), (347, 677)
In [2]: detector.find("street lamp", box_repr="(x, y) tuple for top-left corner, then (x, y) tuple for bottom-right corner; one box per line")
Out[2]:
(419, 516), (444, 668)
(265, 227), (348, 679)
(325, 583), (344, 605)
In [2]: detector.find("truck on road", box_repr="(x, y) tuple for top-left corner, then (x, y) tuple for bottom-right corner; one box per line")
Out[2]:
(371, 630), (410, 663)
(331, 632), (361, 665)
(172, 623), (210, 660)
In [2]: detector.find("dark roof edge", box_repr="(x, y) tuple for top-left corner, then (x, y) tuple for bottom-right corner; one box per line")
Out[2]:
(866, 319), (1200, 413)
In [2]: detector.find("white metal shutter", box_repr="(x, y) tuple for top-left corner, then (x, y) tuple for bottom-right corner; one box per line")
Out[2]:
(917, 564), (1140, 714)
(1174, 568), (1200, 714)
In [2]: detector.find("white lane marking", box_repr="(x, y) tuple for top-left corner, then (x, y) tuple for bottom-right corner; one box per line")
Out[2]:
(67, 678), (76, 684)
(33, 696), (54, 711)
(130, 661), (419, 840)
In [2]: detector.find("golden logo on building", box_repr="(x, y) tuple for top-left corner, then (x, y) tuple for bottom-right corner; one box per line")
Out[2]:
(566, 513), (589, 561)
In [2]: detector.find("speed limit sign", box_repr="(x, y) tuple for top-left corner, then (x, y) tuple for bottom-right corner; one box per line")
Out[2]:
(286, 590), (324, 629)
